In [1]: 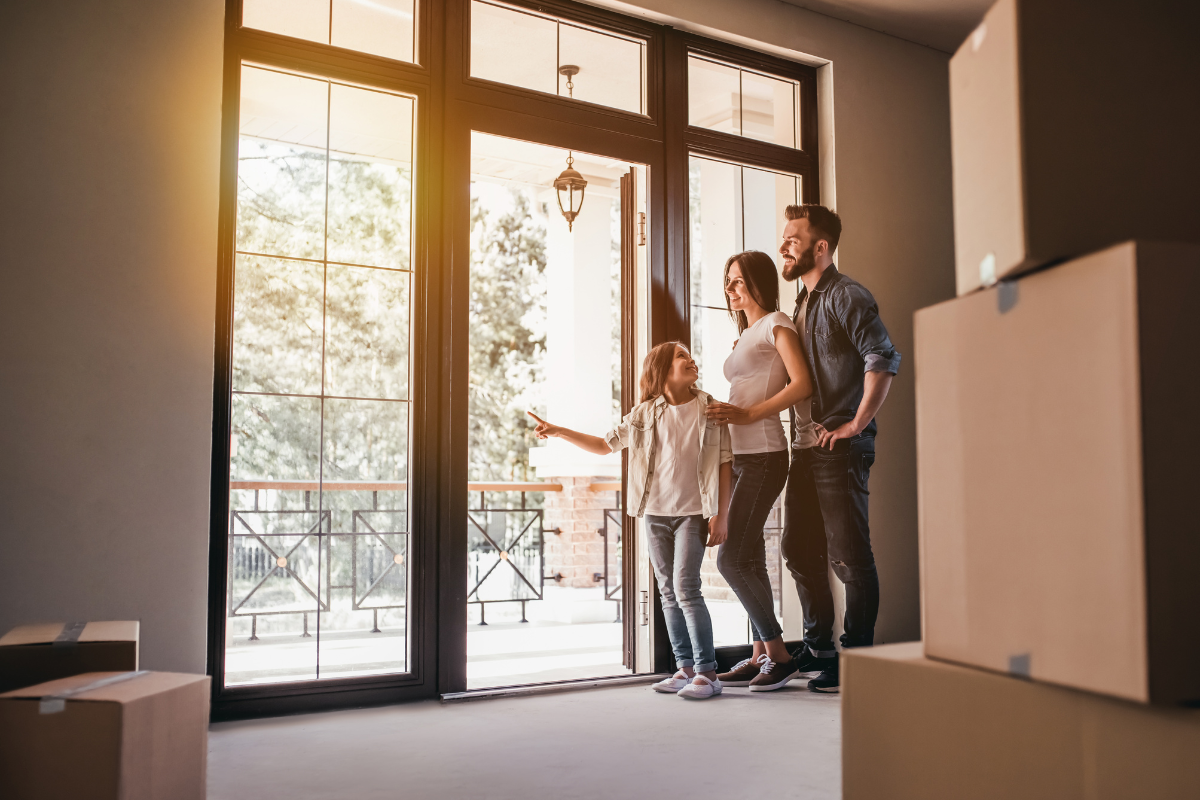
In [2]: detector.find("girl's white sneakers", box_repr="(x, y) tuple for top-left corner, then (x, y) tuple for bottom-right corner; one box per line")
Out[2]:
(653, 671), (692, 693)
(677, 674), (722, 700)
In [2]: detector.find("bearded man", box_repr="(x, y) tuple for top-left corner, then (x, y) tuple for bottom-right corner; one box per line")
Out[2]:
(778, 204), (901, 693)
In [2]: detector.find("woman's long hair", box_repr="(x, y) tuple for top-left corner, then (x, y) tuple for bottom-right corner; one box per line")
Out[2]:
(639, 341), (686, 403)
(724, 250), (780, 333)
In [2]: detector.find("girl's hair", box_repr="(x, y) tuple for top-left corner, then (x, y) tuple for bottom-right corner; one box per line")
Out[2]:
(639, 341), (687, 403)
(724, 250), (780, 333)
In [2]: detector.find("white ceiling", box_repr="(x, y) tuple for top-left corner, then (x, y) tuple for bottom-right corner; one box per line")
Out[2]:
(778, 0), (993, 53)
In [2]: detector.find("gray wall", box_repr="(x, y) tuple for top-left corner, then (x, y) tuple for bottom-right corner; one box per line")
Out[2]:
(0, 1), (225, 672)
(604, 0), (959, 644)
(0, 0), (953, 674)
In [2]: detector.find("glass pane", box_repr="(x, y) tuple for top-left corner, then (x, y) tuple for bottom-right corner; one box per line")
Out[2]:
(228, 66), (415, 687)
(331, 0), (415, 63)
(232, 255), (325, 395)
(322, 399), (408, 482)
(237, 67), (328, 259)
(688, 156), (802, 645)
(467, 132), (634, 688)
(324, 265), (410, 400)
(244, 0), (418, 64)
(557, 24), (643, 114)
(327, 85), (414, 269)
(688, 56), (740, 135)
(317, 400), (409, 678)
(742, 70), (797, 147)
(231, 394), (322, 482)
(243, 0), (329, 44)
(470, 1), (557, 94)
(689, 56), (801, 150)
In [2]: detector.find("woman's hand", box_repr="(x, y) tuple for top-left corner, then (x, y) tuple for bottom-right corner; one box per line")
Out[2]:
(705, 401), (755, 425)
(526, 411), (561, 440)
(707, 513), (728, 547)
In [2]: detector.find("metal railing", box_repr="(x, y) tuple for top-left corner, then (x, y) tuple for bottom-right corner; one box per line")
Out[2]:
(227, 479), (625, 636)
(466, 482), (562, 625)
(228, 480), (411, 641)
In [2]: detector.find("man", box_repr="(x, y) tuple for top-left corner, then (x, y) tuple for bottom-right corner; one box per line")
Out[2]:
(778, 204), (900, 693)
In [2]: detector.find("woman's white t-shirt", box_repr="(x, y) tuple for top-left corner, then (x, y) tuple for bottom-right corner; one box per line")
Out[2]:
(642, 397), (703, 516)
(723, 310), (796, 454)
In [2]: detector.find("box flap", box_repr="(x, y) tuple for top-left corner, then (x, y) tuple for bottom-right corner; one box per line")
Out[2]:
(0, 621), (139, 647)
(0, 671), (208, 703)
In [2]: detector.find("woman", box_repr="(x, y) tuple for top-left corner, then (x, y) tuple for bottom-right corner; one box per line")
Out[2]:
(707, 250), (814, 692)
(528, 342), (733, 699)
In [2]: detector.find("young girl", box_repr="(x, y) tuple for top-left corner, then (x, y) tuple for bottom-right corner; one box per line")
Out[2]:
(706, 250), (814, 692)
(527, 342), (732, 699)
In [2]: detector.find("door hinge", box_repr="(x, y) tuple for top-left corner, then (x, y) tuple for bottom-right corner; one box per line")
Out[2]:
(640, 590), (649, 626)
(637, 212), (646, 246)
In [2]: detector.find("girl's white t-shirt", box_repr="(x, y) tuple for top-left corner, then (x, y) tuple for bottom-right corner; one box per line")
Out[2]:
(723, 310), (796, 454)
(642, 397), (703, 516)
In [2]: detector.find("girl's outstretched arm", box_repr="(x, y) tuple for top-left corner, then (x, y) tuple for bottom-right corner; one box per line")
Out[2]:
(527, 412), (612, 455)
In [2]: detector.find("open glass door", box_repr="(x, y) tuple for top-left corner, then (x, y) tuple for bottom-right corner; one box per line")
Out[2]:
(465, 131), (646, 688)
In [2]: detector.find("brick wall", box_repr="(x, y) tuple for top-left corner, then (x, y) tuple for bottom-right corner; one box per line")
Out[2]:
(542, 476), (621, 589)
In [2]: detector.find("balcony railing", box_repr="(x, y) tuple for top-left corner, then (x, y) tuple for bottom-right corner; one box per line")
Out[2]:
(227, 480), (592, 637)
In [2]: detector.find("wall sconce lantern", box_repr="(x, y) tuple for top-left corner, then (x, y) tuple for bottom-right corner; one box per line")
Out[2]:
(553, 151), (587, 232)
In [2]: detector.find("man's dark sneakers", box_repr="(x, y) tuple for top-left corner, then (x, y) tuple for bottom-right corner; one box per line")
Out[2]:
(791, 646), (837, 678)
(749, 657), (800, 692)
(808, 657), (840, 693)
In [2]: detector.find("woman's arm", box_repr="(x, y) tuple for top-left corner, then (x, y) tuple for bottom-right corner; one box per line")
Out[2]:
(526, 412), (612, 455)
(706, 326), (813, 425)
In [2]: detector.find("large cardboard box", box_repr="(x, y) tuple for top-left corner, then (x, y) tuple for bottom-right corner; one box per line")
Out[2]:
(0, 621), (139, 693)
(949, 0), (1200, 295)
(843, 643), (1200, 800)
(915, 241), (1200, 704)
(0, 671), (209, 800)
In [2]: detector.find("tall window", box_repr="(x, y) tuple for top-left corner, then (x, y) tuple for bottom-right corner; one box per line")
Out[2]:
(225, 64), (415, 685)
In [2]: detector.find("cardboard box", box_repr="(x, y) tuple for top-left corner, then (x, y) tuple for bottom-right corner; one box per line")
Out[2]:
(949, 0), (1200, 295)
(0, 621), (139, 693)
(843, 643), (1200, 800)
(915, 241), (1200, 704)
(0, 671), (209, 800)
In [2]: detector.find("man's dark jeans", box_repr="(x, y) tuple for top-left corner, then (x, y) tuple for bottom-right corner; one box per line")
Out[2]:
(782, 434), (880, 655)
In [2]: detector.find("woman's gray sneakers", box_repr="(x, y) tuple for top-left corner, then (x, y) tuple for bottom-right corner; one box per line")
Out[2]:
(717, 654), (769, 686)
(748, 657), (800, 692)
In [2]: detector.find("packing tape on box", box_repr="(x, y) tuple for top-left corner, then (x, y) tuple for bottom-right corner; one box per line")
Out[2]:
(52, 621), (87, 646)
(38, 670), (149, 715)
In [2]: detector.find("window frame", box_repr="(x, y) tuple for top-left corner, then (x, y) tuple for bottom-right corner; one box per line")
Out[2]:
(208, 0), (819, 720)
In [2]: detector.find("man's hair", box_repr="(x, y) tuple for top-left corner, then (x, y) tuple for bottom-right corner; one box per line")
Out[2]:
(784, 204), (842, 253)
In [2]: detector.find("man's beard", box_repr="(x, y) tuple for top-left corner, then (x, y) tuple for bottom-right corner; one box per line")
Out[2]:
(782, 242), (817, 281)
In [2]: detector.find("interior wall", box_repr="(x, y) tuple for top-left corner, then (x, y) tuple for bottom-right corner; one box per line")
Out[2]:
(0, 1), (225, 672)
(0, 0), (953, 676)
(598, 0), (959, 644)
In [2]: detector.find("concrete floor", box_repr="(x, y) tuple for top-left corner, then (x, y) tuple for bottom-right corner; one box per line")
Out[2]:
(208, 681), (842, 799)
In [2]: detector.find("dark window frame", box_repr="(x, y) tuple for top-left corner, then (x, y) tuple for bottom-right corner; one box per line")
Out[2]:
(208, 0), (818, 720)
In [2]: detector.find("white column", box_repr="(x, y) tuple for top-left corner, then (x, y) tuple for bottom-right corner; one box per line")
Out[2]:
(529, 187), (621, 479)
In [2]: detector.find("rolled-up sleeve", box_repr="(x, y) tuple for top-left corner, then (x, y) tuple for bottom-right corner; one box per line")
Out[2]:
(836, 284), (902, 374)
(604, 419), (628, 453)
(719, 424), (733, 465)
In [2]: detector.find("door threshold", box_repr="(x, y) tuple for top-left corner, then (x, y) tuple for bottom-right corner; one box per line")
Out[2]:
(441, 673), (666, 703)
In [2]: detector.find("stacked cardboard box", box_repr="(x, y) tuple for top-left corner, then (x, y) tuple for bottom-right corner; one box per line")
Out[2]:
(0, 621), (140, 693)
(844, 0), (1200, 795)
(0, 671), (210, 800)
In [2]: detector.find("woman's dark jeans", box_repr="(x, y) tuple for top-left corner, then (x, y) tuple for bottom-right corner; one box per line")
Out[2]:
(717, 451), (789, 643)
